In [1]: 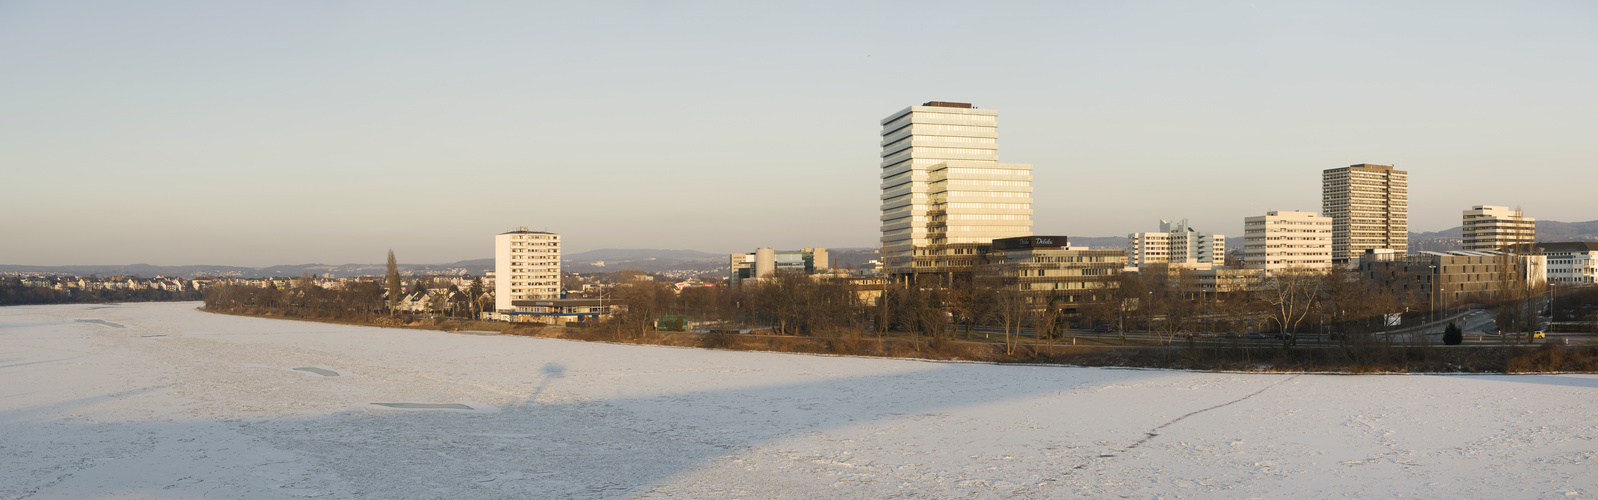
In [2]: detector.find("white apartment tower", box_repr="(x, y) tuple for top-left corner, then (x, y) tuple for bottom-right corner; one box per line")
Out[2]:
(879, 101), (1032, 275)
(494, 228), (561, 313)
(1242, 211), (1333, 271)
(1463, 205), (1536, 251)
(1323, 164), (1408, 264)
(1127, 219), (1225, 268)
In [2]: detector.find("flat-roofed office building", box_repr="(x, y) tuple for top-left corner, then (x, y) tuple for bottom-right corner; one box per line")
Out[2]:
(1538, 242), (1598, 285)
(879, 101), (1032, 276)
(1463, 205), (1536, 252)
(1128, 219), (1224, 268)
(1243, 211), (1333, 271)
(1323, 164), (1408, 264)
(982, 236), (1126, 314)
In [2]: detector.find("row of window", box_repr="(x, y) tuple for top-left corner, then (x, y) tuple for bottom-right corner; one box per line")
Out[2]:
(885, 135), (997, 149)
(937, 225), (1031, 233)
(941, 202), (1030, 209)
(937, 179), (1029, 187)
(941, 167), (1028, 176)
(909, 146), (995, 156)
(940, 191), (1030, 198)
(942, 214), (1029, 221)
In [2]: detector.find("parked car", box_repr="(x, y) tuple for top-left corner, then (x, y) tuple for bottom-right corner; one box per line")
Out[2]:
(1093, 324), (1118, 333)
(1223, 332), (1239, 339)
(1273, 333), (1294, 340)
(1531, 331), (1546, 339)
(1246, 332), (1268, 340)
(1177, 329), (1194, 338)
(1197, 331), (1216, 338)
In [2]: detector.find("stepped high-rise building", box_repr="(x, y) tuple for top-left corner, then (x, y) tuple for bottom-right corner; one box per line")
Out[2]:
(1463, 205), (1536, 251)
(1322, 164), (1408, 264)
(494, 228), (561, 313)
(878, 101), (1032, 276)
(1127, 219), (1224, 268)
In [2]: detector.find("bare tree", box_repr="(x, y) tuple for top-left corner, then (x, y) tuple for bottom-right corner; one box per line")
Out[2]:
(1259, 267), (1325, 347)
(385, 250), (402, 315)
(989, 287), (1029, 355)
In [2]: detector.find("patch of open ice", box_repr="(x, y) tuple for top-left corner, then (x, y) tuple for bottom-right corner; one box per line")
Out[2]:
(293, 367), (339, 377)
(368, 401), (498, 413)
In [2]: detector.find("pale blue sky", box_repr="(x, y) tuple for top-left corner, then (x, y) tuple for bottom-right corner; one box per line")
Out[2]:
(2, 1), (1595, 267)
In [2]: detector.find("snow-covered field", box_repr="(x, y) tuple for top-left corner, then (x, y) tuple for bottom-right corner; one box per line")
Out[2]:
(2, 302), (1594, 499)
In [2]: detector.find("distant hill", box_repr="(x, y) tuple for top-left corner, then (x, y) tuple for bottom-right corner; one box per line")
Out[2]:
(1069, 236), (1126, 250)
(41, 221), (1597, 280)
(563, 249), (722, 261)
(1409, 220), (1598, 251)
(825, 248), (876, 270)
(562, 248), (725, 274)
(0, 264), (258, 279)
(0, 259), (496, 279)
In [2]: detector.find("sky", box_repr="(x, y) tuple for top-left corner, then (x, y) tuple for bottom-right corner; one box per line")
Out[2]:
(2, 1), (1595, 267)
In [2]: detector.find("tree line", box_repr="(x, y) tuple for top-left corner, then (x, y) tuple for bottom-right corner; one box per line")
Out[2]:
(201, 274), (491, 322)
(598, 264), (1575, 348)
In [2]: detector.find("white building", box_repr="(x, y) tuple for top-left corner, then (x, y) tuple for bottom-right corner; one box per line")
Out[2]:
(1127, 219), (1224, 268)
(878, 101), (1032, 275)
(1243, 211), (1333, 271)
(1323, 164), (1408, 263)
(1463, 205), (1536, 252)
(1538, 242), (1598, 285)
(494, 228), (561, 314)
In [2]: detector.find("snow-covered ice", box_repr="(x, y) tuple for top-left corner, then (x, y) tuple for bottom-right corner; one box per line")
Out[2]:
(2, 302), (1594, 499)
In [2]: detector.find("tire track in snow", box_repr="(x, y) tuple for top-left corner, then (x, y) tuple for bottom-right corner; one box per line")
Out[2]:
(1075, 375), (1300, 468)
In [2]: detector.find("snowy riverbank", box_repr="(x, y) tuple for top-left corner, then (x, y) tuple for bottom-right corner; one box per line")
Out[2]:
(3, 302), (1594, 498)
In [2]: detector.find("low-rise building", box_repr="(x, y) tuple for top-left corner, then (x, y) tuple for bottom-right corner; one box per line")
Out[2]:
(983, 236), (1126, 313)
(1538, 242), (1598, 285)
(1357, 251), (1547, 308)
(506, 298), (617, 324)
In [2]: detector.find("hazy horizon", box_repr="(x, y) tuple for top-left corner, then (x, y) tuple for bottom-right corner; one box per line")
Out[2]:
(4, 1), (1596, 267)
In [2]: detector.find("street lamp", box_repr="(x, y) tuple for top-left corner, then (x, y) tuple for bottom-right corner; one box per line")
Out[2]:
(1428, 264), (1438, 326)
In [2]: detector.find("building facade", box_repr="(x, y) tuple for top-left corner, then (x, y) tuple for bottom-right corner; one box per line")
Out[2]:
(1538, 242), (1598, 285)
(1127, 219), (1224, 268)
(879, 101), (1032, 276)
(1358, 251), (1548, 308)
(1463, 205), (1536, 252)
(1242, 211), (1333, 271)
(729, 248), (829, 289)
(982, 236), (1125, 313)
(1323, 164), (1408, 264)
(505, 298), (615, 324)
(494, 228), (561, 313)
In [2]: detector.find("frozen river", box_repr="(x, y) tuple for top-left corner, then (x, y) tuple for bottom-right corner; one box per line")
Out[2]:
(2, 302), (1594, 499)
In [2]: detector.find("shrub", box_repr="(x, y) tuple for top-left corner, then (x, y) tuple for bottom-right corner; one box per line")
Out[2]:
(1443, 323), (1464, 345)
